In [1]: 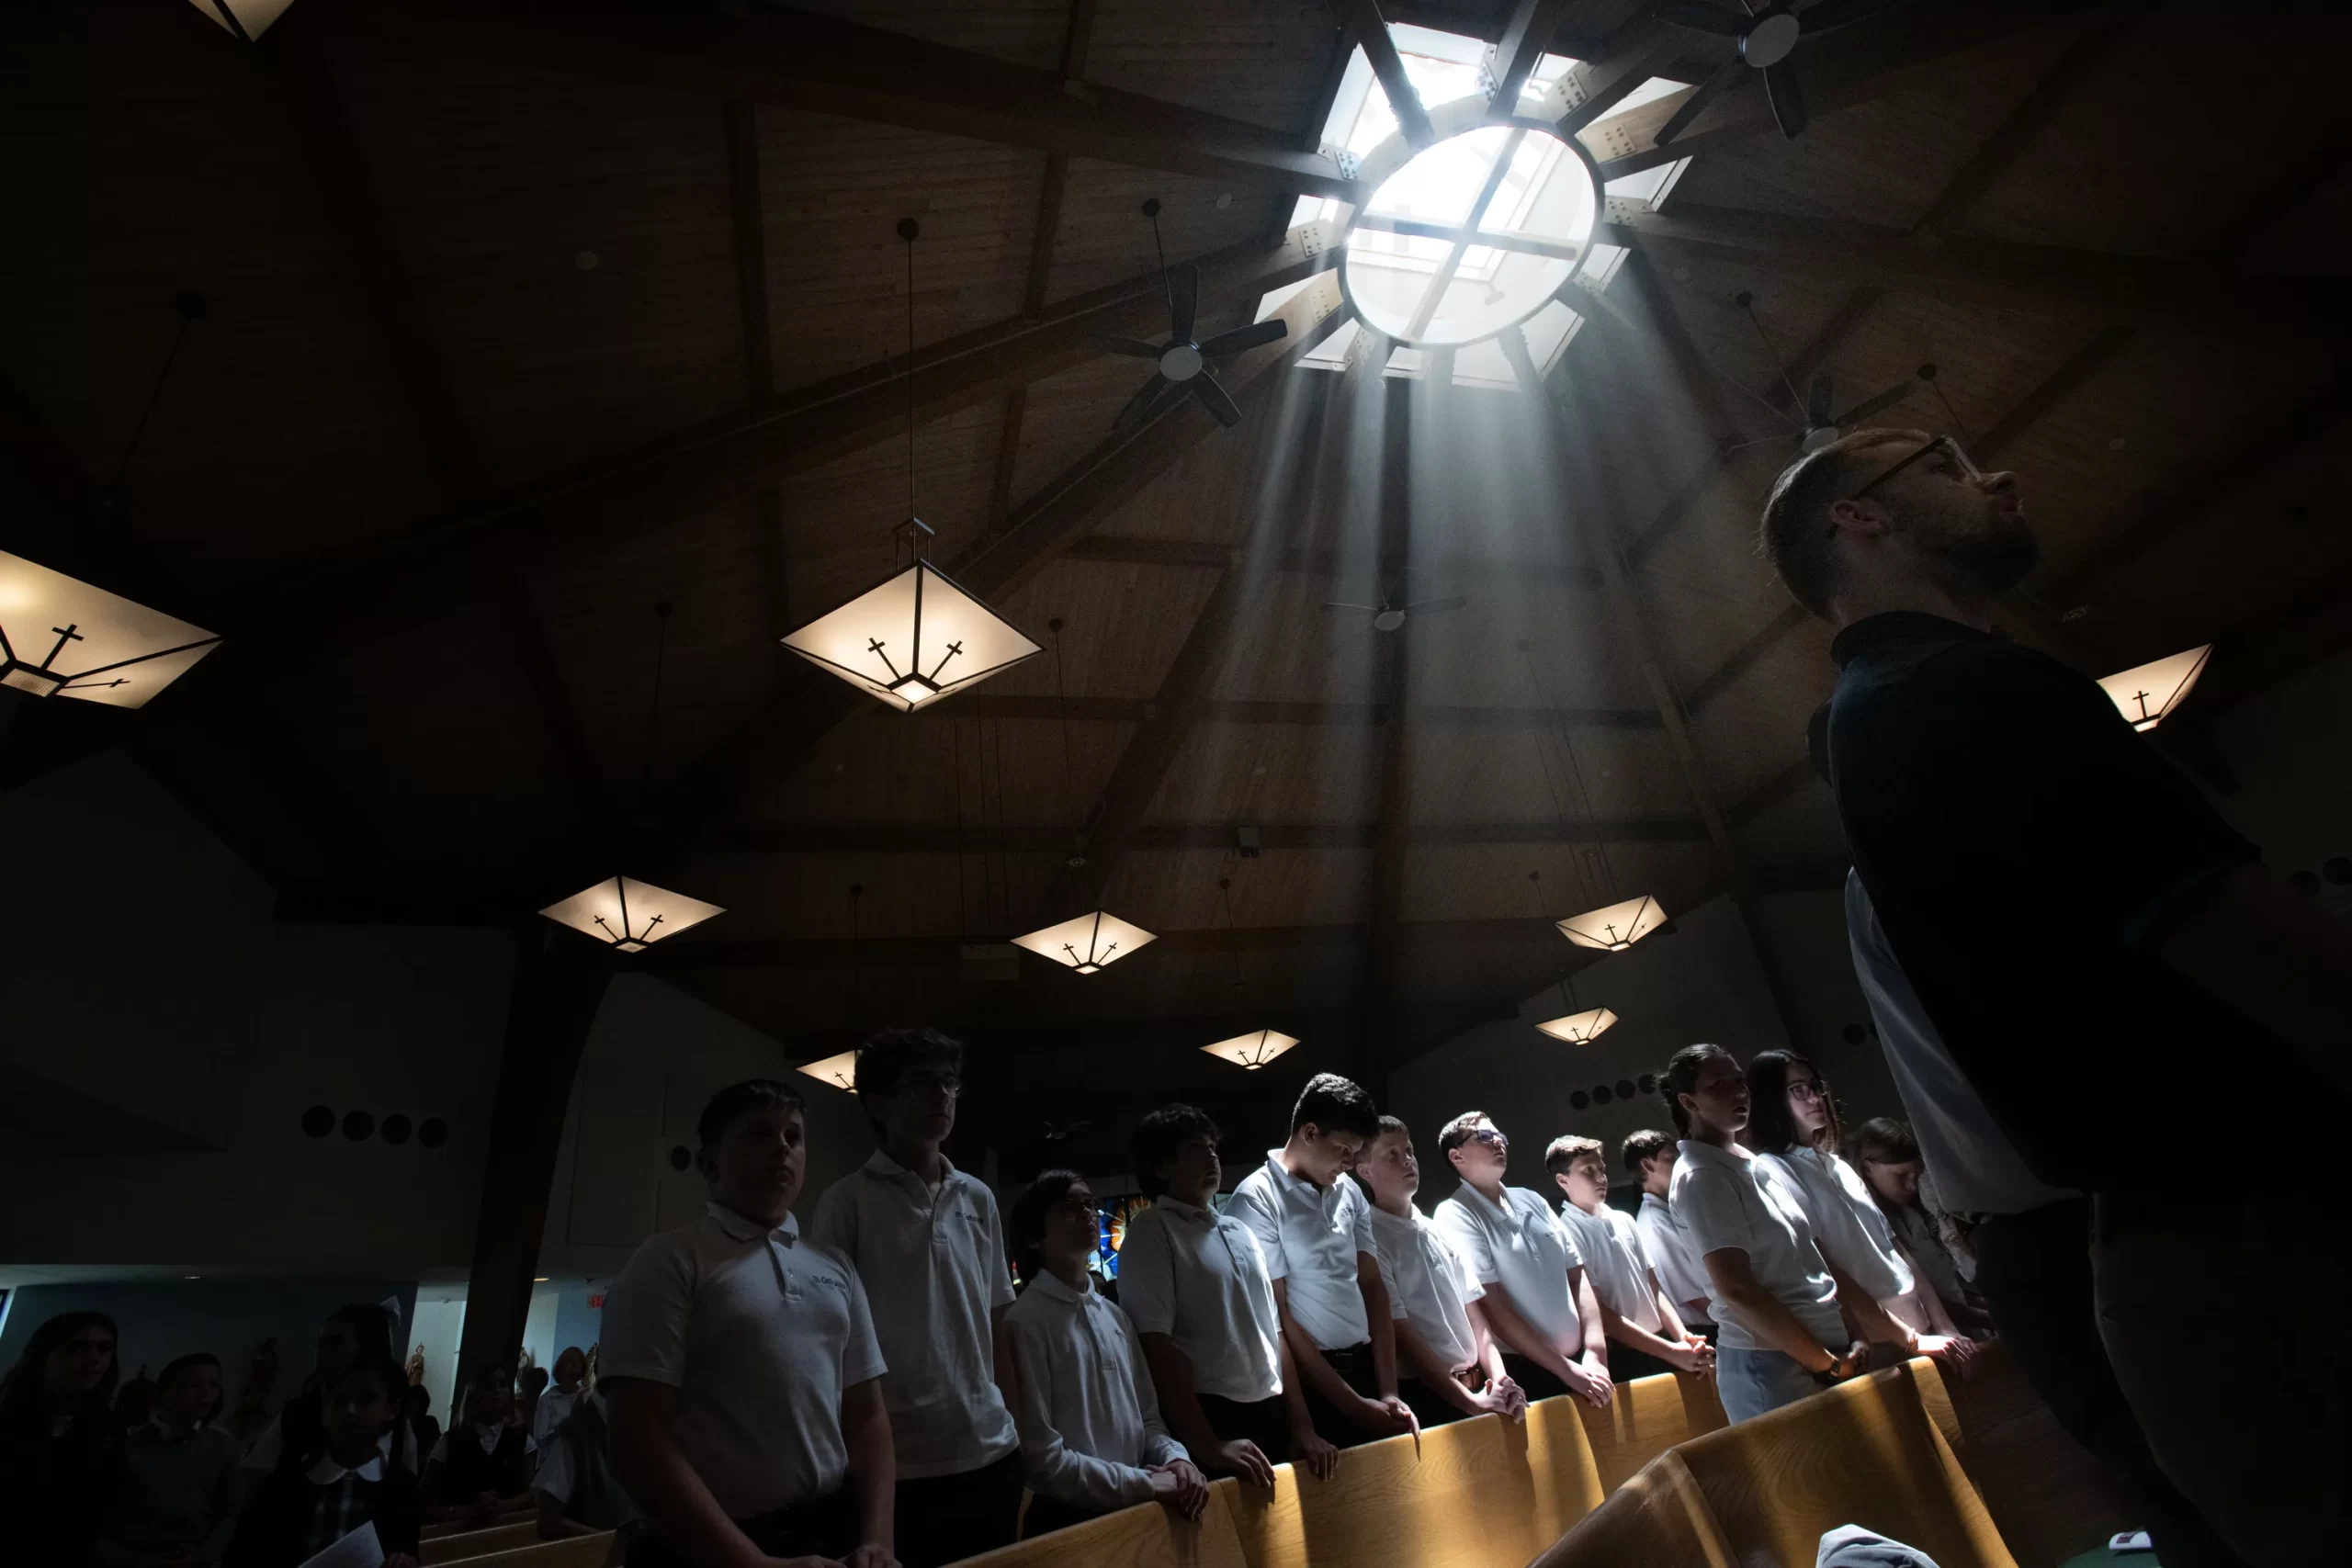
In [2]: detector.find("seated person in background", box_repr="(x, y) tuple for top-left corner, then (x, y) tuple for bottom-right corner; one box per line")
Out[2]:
(1230, 1073), (1415, 1455)
(424, 1374), (533, 1527)
(1353, 1116), (1524, 1429)
(1623, 1130), (1716, 1339)
(0, 1311), (127, 1568)
(225, 1359), (419, 1568)
(1118, 1104), (1302, 1489)
(1663, 1044), (1862, 1425)
(240, 1305), (417, 1478)
(1003, 1169), (1205, 1538)
(514, 1365), (548, 1438)
(115, 1374), (157, 1432)
(533, 1348), (587, 1448)
(531, 1383), (637, 1540)
(1546, 1137), (1713, 1385)
(604, 1079), (895, 1568)
(1850, 1118), (1990, 1335)
(1744, 1054), (1973, 1375)
(1433, 1111), (1613, 1409)
(402, 1385), (440, 1473)
(103, 1352), (243, 1568)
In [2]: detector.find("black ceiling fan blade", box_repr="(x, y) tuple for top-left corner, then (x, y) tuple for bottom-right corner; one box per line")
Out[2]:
(1190, 369), (1241, 427)
(1763, 61), (1808, 140)
(1654, 1), (1749, 36)
(1168, 264), (1198, 343)
(1398, 595), (1469, 614)
(1198, 318), (1288, 359)
(1832, 378), (1917, 427)
(1805, 373), (1834, 428)
(1112, 373), (1177, 434)
(1102, 336), (1165, 358)
(1653, 58), (1744, 147)
(1321, 601), (1380, 612)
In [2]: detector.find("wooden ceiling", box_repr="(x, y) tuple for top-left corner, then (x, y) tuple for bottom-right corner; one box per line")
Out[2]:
(7, 0), (2349, 1087)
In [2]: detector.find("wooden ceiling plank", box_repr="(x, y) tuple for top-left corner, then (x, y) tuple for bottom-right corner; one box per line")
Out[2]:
(722, 100), (775, 401)
(350, 0), (1363, 202)
(1688, 603), (1808, 714)
(1909, 17), (2138, 235)
(1364, 382), (1417, 1079)
(701, 815), (1707, 855)
(907, 694), (1661, 728)
(1554, 15), (1685, 135)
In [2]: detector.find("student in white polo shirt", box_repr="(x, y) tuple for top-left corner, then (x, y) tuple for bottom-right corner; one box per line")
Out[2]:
(1352, 1116), (1526, 1430)
(1118, 1104), (1319, 1486)
(1545, 1135), (1713, 1385)
(1431, 1111), (1612, 1409)
(1229, 1073), (1417, 1453)
(601, 1079), (895, 1568)
(1001, 1169), (1207, 1540)
(1660, 1043), (1862, 1425)
(1622, 1130), (1715, 1339)
(810, 1028), (1021, 1568)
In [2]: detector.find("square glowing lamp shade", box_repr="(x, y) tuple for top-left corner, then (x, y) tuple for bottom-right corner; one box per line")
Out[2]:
(1555, 895), (1667, 953)
(782, 558), (1042, 713)
(797, 1051), (860, 1091)
(1200, 1029), (1299, 1071)
(0, 552), (221, 706)
(2098, 644), (2212, 732)
(1012, 911), (1158, 975)
(1536, 1007), (1617, 1044)
(538, 876), (724, 953)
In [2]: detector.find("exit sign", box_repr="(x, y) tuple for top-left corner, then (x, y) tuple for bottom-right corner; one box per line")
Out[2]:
(587, 1294), (604, 1309)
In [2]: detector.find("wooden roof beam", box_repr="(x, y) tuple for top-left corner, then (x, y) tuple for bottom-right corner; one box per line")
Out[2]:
(700, 817), (1709, 855)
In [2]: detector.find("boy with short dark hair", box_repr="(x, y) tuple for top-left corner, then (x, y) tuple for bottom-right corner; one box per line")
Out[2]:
(1547, 1135), (1714, 1384)
(108, 1351), (243, 1566)
(1118, 1105), (1309, 1489)
(1623, 1130), (1714, 1338)
(1353, 1117), (1525, 1429)
(604, 1078), (895, 1568)
(812, 1028), (1021, 1567)
(1230, 1074), (1415, 1453)
(1432, 1111), (1613, 1408)
(224, 1359), (421, 1568)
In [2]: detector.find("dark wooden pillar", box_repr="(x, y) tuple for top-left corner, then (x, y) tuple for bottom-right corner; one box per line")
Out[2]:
(456, 925), (613, 1384)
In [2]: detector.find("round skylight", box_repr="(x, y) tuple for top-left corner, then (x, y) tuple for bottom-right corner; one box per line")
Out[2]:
(1340, 119), (1600, 350)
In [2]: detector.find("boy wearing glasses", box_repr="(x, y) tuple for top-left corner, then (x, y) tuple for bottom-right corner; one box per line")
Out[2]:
(1546, 1135), (1713, 1384)
(1432, 1111), (1613, 1408)
(811, 1028), (1020, 1567)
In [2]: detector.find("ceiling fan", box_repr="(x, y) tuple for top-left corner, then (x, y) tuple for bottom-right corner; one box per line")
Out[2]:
(1323, 577), (1468, 633)
(1104, 198), (1288, 434)
(1650, 0), (1911, 145)
(1725, 290), (1917, 452)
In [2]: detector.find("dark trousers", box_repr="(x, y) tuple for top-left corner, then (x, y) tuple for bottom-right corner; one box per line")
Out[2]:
(1396, 1374), (1468, 1428)
(1298, 1341), (1387, 1448)
(1197, 1392), (1291, 1467)
(1502, 1353), (1570, 1404)
(1021, 1492), (1108, 1540)
(1605, 1340), (1674, 1384)
(893, 1450), (1024, 1568)
(628, 1491), (854, 1568)
(2094, 1195), (2348, 1568)
(1972, 1200), (2246, 1568)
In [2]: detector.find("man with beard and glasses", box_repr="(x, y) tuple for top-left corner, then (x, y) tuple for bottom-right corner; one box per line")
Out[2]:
(1760, 430), (2352, 1568)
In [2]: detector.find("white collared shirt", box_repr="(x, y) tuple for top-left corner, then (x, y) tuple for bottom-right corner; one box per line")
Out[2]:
(1433, 1182), (1584, 1357)
(1637, 1190), (1713, 1326)
(1115, 1197), (1283, 1403)
(531, 1385), (579, 1447)
(1760, 1146), (1913, 1304)
(1004, 1270), (1187, 1512)
(1669, 1140), (1842, 1353)
(1229, 1150), (1376, 1352)
(600, 1201), (886, 1517)
(1367, 1203), (1483, 1371)
(1558, 1200), (1661, 1335)
(303, 1451), (386, 1484)
(809, 1152), (1019, 1478)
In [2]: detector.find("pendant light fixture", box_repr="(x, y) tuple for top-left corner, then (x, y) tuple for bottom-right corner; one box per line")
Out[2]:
(781, 219), (1041, 711)
(1014, 619), (1158, 974)
(188, 1), (296, 40)
(797, 1052), (859, 1090)
(540, 603), (725, 953)
(2098, 644), (2212, 732)
(1528, 870), (1617, 1043)
(1518, 638), (1668, 953)
(798, 885), (866, 1089)
(1199, 875), (1297, 1069)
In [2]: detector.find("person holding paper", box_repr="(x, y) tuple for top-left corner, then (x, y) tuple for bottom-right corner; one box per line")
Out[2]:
(223, 1359), (419, 1568)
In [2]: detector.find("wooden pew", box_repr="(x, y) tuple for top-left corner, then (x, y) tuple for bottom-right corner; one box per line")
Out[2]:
(1502, 1395), (1608, 1546)
(956, 1478), (1254, 1568)
(1670, 1358), (2016, 1568)
(1571, 1371), (1725, 1495)
(428, 1533), (616, 1567)
(1524, 1450), (1737, 1568)
(421, 1519), (541, 1564)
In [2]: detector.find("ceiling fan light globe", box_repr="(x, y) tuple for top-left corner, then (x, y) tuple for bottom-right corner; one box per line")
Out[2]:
(1743, 13), (1801, 67)
(1159, 344), (1204, 381)
(1374, 609), (1408, 632)
(1800, 425), (1838, 453)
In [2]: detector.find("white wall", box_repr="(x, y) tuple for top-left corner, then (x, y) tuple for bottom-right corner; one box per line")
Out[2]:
(0, 752), (514, 1274)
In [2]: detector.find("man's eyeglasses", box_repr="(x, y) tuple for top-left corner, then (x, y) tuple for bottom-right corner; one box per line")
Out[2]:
(1467, 1127), (1509, 1150)
(1786, 1079), (1832, 1102)
(1830, 435), (1982, 536)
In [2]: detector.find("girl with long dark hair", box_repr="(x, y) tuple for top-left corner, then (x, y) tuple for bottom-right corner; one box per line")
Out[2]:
(1659, 1044), (1862, 1423)
(0, 1310), (128, 1565)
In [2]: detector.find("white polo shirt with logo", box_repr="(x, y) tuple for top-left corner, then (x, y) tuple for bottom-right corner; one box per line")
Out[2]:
(1116, 1197), (1284, 1404)
(1557, 1200), (1662, 1335)
(809, 1152), (1020, 1478)
(599, 1202), (886, 1517)
(1229, 1151), (1376, 1353)
(1433, 1182), (1585, 1356)
(1367, 1203), (1483, 1371)
(1669, 1139), (1842, 1353)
